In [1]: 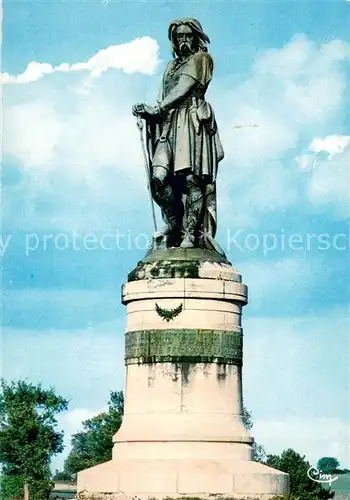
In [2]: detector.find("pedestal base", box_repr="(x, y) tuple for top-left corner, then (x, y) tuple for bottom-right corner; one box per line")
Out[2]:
(77, 249), (289, 499)
(78, 458), (289, 499)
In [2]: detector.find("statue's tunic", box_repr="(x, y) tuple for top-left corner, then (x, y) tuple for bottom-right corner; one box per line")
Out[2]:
(152, 51), (224, 181)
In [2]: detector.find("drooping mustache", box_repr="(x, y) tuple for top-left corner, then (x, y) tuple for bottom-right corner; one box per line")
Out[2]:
(176, 41), (195, 56)
(179, 42), (193, 53)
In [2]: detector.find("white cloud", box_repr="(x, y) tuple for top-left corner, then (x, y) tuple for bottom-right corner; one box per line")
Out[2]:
(2, 85), (150, 230)
(71, 38), (160, 76)
(293, 135), (349, 219)
(253, 34), (316, 80)
(237, 256), (319, 309)
(58, 101), (141, 171)
(4, 100), (62, 168)
(2, 88), (147, 230)
(62, 408), (99, 429)
(54, 408), (104, 471)
(296, 153), (314, 171)
(3, 86), (143, 173)
(2, 62), (55, 84)
(222, 35), (349, 145)
(214, 34), (349, 227)
(307, 145), (349, 219)
(223, 105), (298, 167)
(309, 134), (350, 158)
(58, 408), (100, 441)
(296, 134), (350, 220)
(1, 37), (161, 84)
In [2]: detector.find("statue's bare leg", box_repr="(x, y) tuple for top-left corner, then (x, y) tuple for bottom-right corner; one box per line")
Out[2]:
(181, 174), (204, 249)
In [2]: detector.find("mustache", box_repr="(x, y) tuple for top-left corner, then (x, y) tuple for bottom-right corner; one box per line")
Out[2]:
(176, 41), (195, 56)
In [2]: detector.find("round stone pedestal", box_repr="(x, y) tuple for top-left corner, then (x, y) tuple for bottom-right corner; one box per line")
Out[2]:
(77, 249), (289, 499)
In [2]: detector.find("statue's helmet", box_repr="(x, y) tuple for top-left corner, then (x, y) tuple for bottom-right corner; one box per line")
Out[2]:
(168, 18), (210, 55)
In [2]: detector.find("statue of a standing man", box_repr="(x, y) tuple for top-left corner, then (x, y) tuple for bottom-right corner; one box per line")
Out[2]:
(133, 18), (225, 255)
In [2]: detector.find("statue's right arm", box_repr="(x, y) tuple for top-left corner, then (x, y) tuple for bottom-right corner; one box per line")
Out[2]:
(159, 75), (196, 112)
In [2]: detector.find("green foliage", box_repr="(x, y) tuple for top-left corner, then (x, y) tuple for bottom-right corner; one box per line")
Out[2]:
(317, 457), (340, 474)
(242, 406), (253, 431)
(266, 449), (335, 500)
(252, 442), (267, 463)
(242, 406), (266, 463)
(61, 391), (124, 479)
(0, 477), (53, 500)
(0, 379), (68, 500)
(0, 475), (25, 500)
(52, 469), (73, 482)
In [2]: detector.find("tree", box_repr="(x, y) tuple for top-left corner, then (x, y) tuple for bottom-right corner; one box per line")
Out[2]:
(61, 391), (123, 479)
(242, 405), (253, 431)
(52, 469), (73, 482)
(266, 448), (335, 500)
(317, 457), (340, 474)
(252, 442), (267, 463)
(0, 379), (68, 500)
(242, 406), (267, 463)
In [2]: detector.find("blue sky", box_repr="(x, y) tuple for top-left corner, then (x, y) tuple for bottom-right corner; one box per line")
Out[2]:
(2, 0), (349, 472)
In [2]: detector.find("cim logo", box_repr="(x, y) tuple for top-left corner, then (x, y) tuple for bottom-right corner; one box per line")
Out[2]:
(307, 466), (339, 486)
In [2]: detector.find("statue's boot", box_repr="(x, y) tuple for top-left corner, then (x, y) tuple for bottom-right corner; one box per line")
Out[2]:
(181, 177), (204, 249)
(151, 177), (183, 244)
(158, 208), (178, 237)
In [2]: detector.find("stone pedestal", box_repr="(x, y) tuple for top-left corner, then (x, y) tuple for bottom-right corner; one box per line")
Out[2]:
(77, 249), (289, 499)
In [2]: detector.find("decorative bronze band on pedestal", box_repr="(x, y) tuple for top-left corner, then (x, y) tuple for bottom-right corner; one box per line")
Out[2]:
(125, 329), (242, 365)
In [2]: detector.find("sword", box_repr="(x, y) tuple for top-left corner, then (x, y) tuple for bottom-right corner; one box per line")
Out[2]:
(136, 115), (157, 232)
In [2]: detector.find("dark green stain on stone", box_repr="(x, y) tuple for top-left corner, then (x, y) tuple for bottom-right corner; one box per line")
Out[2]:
(216, 363), (228, 383)
(127, 247), (235, 282)
(150, 266), (160, 277)
(128, 259), (201, 281)
(181, 362), (192, 385)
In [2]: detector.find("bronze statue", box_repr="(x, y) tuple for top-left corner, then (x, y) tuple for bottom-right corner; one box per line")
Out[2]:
(133, 18), (224, 255)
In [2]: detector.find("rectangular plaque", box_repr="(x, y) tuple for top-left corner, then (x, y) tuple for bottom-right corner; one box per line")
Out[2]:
(125, 329), (242, 365)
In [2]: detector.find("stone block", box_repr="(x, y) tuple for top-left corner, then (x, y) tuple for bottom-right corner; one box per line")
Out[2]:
(178, 462), (233, 493)
(78, 461), (120, 493)
(119, 461), (177, 493)
(78, 459), (289, 498)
